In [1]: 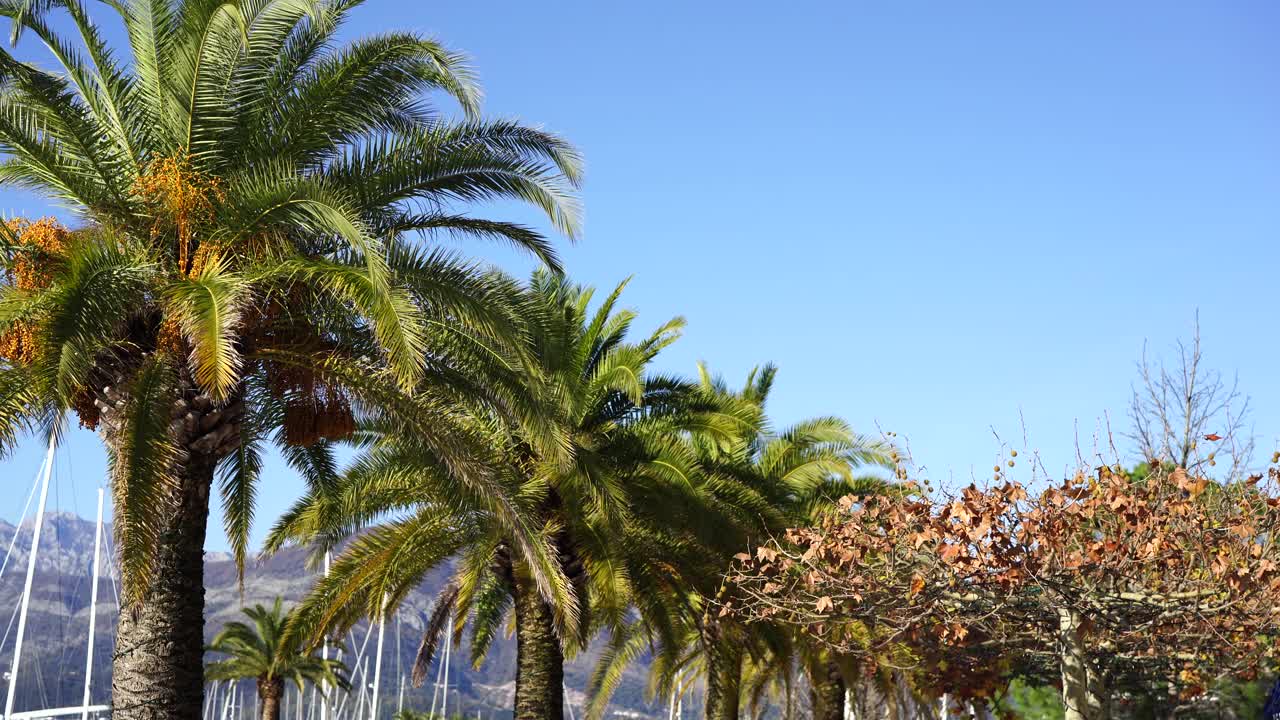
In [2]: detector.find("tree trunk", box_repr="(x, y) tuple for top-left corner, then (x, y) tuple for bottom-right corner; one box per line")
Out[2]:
(107, 377), (243, 720)
(1057, 607), (1109, 720)
(111, 452), (214, 720)
(700, 614), (742, 720)
(258, 677), (284, 720)
(512, 576), (564, 720)
(810, 660), (845, 720)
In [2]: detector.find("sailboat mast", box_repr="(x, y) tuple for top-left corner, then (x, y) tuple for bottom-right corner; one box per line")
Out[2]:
(80, 488), (105, 720)
(4, 432), (57, 720)
(370, 594), (388, 720)
(440, 616), (451, 720)
(320, 552), (332, 720)
(395, 613), (404, 715)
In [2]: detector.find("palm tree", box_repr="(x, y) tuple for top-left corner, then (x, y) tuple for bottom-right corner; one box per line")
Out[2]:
(268, 271), (722, 720)
(206, 599), (349, 720)
(585, 365), (896, 720)
(0, 1), (580, 717)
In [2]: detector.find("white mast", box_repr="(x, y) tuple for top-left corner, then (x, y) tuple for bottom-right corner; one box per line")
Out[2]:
(320, 552), (332, 720)
(5, 432), (57, 720)
(439, 616), (451, 720)
(370, 595), (388, 720)
(221, 682), (235, 720)
(206, 682), (220, 720)
(79, 488), (105, 720)
(395, 614), (404, 716)
(427, 627), (446, 720)
(337, 625), (375, 720)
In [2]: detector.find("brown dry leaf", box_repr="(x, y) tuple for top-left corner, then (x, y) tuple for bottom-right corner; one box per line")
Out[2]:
(909, 575), (926, 597)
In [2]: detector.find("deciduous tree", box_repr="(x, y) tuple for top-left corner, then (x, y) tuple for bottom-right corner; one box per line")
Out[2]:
(728, 464), (1280, 719)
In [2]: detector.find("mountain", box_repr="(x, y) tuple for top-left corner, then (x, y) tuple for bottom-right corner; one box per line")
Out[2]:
(0, 513), (668, 720)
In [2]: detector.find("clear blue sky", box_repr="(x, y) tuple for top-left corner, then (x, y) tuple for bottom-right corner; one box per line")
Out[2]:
(1, 1), (1277, 552)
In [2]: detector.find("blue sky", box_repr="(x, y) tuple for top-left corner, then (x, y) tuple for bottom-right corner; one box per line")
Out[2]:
(1, 1), (1277, 552)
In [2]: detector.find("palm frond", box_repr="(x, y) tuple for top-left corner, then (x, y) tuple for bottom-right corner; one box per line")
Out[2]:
(164, 254), (248, 402)
(107, 355), (179, 606)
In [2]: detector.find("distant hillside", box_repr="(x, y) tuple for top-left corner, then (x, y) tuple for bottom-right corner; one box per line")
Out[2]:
(0, 513), (669, 719)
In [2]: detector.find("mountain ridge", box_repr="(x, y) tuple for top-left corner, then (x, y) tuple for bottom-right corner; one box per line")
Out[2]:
(0, 513), (662, 719)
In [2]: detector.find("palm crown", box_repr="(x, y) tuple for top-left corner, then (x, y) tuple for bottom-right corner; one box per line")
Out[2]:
(0, 0), (581, 589)
(587, 365), (897, 720)
(268, 271), (720, 720)
(0, 1), (580, 716)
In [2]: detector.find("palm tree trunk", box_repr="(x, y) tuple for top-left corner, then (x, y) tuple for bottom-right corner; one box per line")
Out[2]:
(258, 677), (285, 720)
(108, 380), (242, 720)
(512, 577), (564, 720)
(110, 452), (215, 720)
(810, 661), (845, 720)
(700, 615), (742, 720)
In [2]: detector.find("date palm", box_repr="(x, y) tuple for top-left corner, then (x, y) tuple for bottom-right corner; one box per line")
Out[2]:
(267, 271), (722, 720)
(206, 599), (349, 720)
(586, 365), (896, 720)
(0, 1), (580, 718)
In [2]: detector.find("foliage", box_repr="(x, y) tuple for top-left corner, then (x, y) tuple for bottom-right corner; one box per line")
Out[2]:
(267, 271), (710, 680)
(1002, 678), (1065, 720)
(727, 462), (1280, 716)
(205, 598), (349, 693)
(587, 364), (897, 719)
(0, 0), (581, 602)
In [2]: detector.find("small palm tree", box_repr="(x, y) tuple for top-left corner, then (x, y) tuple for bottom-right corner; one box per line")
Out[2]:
(206, 599), (349, 720)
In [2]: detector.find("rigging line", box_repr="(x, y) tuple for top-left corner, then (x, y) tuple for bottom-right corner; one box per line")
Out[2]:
(370, 594), (388, 720)
(335, 624), (376, 720)
(32, 643), (47, 709)
(99, 530), (120, 611)
(0, 595), (19, 653)
(0, 466), (43, 581)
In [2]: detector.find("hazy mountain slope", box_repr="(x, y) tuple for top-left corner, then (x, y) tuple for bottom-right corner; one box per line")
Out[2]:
(0, 514), (665, 719)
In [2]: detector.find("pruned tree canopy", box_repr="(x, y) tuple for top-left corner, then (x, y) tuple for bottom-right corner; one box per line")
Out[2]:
(726, 463), (1280, 719)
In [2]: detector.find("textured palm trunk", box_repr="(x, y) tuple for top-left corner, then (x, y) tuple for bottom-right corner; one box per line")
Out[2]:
(105, 374), (243, 720)
(513, 577), (564, 720)
(258, 677), (284, 720)
(110, 453), (214, 720)
(810, 660), (845, 720)
(700, 615), (742, 720)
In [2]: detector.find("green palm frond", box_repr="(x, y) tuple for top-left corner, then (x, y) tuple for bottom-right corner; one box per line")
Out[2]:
(283, 513), (475, 651)
(586, 622), (651, 720)
(0, 0), (582, 611)
(208, 598), (350, 692)
(0, 364), (42, 456)
(218, 410), (264, 584)
(165, 255), (248, 402)
(107, 355), (180, 605)
(33, 234), (152, 408)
